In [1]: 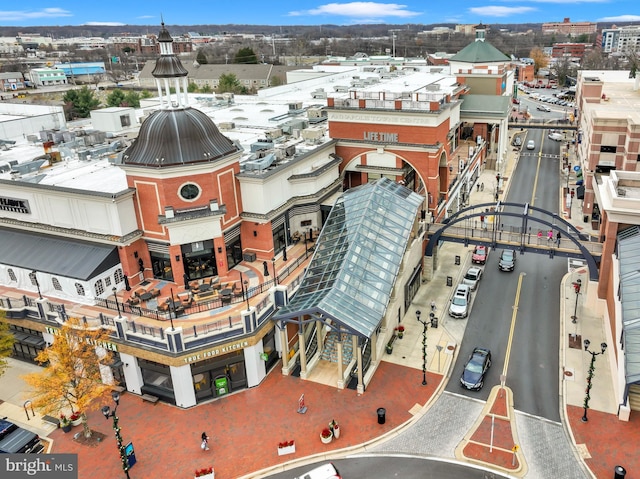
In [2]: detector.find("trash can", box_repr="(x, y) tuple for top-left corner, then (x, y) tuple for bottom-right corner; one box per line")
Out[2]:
(446, 276), (453, 287)
(455, 255), (460, 265)
(614, 466), (626, 479)
(377, 408), (386, 425)
(583, 215), (589, 223)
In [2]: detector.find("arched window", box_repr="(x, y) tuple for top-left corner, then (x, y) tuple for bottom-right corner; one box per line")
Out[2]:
(8, 269), (16, 282)
(114, 268), (124, 284)
(75, 283), (85, 296)
(94, 280), (105, 296)
(52, 278), (62, 291)
(29, 271), (38, 286)
(105, 277), (112, 287)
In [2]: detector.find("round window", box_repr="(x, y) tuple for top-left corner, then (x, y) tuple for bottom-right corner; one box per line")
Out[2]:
(179, 183), (200, 201)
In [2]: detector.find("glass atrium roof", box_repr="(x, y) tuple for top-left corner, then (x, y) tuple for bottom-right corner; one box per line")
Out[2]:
(274, 177), (424, 338)
(617, 231), (640, 384)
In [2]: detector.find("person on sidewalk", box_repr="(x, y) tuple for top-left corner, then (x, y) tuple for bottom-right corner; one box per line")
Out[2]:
(537, 230), (543, 242)
(547, 229), (554, 242)
(556, 231), (561, 246)
(430, 301), (437, 313)
(201, 432), (210, 451)
(481, 182), (484, 191)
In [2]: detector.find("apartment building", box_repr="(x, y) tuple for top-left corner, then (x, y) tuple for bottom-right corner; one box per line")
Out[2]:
(601, 25), (640, 55)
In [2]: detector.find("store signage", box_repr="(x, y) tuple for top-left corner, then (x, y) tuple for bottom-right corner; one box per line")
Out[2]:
(0, 196), (30, 214)
(184, 340), (250, 363)
(363, 131), (398, 143)
(45, 325), (119, 351)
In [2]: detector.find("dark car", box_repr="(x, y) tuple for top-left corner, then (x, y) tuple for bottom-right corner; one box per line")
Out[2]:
(472, 245), (488, 265)
(498, 249), (517, 271)
(460, 347), (492, 390)
(0, 419), (43, 454)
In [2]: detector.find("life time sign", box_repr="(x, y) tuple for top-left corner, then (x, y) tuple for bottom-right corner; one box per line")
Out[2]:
(363, 131), (398, 142)
(184, 340), (250, 363)
(3, 454), (77, 478)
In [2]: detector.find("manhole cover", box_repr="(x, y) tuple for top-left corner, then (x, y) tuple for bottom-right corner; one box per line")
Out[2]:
(447, 345), (455, 351)
(564, 370), (573, 377)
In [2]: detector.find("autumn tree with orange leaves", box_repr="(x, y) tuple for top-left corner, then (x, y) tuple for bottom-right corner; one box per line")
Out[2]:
(23, 317), (114, 438)
(0, 313), (15, 378)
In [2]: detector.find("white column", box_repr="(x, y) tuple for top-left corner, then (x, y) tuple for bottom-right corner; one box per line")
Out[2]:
(336, 340), (344, 389)
(244, 343), (266, 388)
(170, 363), (197, 408)
(120, 353), (143, 395)
(299, 331), (307, 379)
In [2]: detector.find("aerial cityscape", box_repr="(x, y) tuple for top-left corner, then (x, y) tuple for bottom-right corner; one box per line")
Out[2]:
(0, 8), (640, 479)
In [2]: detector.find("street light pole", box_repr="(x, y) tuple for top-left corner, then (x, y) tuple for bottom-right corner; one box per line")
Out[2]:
(112, 287), (121, 318)
(581, 339), (607, 423)
(571, 279), (582, 324)
(31, 270), (43, 300)
(272, 257), (278, 285)
(416, 310), (428, 386)
(101, 391), (131, 479)
(244, 280), (250, 311)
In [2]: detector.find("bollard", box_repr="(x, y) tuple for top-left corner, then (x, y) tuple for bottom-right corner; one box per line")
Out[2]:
(614, 466), (626, 479)
(377, 408), (386, 425)
(446, 276), (453, 287)
(455, 255), (460, 265)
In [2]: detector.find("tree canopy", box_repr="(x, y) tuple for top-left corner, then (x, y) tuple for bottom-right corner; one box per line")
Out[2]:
(62, 86), (101, 118)
(234, 47), (258, 64)
(0, 315), (14, 378)
(23, 317), (114, 438)
(217, 73), (247, 94)
(529, 47), (548, 76)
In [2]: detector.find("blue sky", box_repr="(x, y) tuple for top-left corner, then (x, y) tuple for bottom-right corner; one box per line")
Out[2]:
(0, 2), (639, 27)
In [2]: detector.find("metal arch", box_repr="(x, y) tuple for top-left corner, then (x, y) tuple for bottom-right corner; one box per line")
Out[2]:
(425, 202), (600, 281)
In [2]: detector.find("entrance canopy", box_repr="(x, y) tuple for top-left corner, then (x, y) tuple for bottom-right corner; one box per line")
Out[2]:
(0, 227), (119, 281)
(274, 178), (424, 338)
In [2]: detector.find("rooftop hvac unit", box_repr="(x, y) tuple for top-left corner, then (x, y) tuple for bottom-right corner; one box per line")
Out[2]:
(288, 102), (303, 111)
(301, 128), (324, 142)
(307, 108), (323, 119)
(250, 139), (274, 152)
(218, 122), (235, 130)
(265, 128), (283, 139)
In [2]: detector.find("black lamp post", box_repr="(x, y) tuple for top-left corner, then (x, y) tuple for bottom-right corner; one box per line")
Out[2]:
(581, 339), (607, 423)
(101, 391), (131, 479)
(571, 279), (582, 324)
(244, 280), (250, 310)
(272, 257), (278, 285)
(416, 310), (428, 386)
(112, 287), (121, 318)
(32, 270), (42, 300)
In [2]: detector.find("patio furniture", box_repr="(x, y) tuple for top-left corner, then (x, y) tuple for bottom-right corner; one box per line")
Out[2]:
(139, 291), (153, 302)
(133, 288), (147, 298)
(198, 283), (212, 292)
(149, 288), (161, 298)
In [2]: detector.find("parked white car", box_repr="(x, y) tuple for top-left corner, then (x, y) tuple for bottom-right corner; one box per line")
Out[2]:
(449, 284), (471, 319)
(548, 132), (563, 141)
(527, 140), (535, 150)
(462, 267), (483, 291)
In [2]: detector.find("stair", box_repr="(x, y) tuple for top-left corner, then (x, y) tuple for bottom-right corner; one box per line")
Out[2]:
(320, 332), (353, 364)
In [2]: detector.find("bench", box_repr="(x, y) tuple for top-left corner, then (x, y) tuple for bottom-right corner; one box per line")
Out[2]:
(141, 394), (159, 404)
(42, 415), (60, 428)
(111, 385), (125, 394)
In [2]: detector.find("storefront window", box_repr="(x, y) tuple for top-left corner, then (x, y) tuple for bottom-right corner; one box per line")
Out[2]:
(139, 359), (175, 403)
(184, 249), (216, 280)
(191, 351), (246, 403)
(226, 237), (242, 269)
(273, 223), (286, 256)
(150, 252), (174, 282)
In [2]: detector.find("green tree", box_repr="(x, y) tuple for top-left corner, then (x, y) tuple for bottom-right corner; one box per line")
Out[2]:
(196, 49), (208, 65)
(200, 84), (212, 93)
(234, 47), (258, 64)
(106, 89), (126, 107)
(269, 76), (283, 87)
(0, 315), (15, 378)
(140, 90), (153, 99)
(187, 82), (199, 92)
(217, 73), (247, 94)
(123, 91), (140, 108)
(62, 86), (101, 118)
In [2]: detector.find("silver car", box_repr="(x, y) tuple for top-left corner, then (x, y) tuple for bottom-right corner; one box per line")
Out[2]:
(462, 267), (483, 291)
(449, 284), (471, 319)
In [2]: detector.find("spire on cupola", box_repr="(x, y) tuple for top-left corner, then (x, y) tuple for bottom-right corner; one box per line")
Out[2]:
(151, 20), (190, 109)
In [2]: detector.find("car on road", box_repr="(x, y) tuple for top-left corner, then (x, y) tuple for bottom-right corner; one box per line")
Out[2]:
(512, 98), (520, 104)
(449, 284), (471, 319)
(295, 463), (342, 479)
(548, 132), (563, 141)
(511, 136), (522, 147)
(526, 140), (535, 150)
(472, 245), (488, 265)
(462, 266), (483, 291)
(460, 347), (492, 390)
(498, 249), (517, 271)
(0, 419), (43, 454)
(536, 105), (551, 112)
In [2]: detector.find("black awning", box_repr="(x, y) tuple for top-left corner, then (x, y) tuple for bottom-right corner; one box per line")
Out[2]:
(0, 227), (119, 281)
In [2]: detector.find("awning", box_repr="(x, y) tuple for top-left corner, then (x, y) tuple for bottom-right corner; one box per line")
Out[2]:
(0, 227), (120, 281)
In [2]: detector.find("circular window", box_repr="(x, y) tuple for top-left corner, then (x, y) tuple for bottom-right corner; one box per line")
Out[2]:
(179, 183), (201, 201)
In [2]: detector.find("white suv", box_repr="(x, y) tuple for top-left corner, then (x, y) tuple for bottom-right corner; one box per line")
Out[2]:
(449, 284), (471, 319)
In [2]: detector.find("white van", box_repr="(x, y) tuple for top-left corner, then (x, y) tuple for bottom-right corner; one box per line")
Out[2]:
(295, 463), (342, 479)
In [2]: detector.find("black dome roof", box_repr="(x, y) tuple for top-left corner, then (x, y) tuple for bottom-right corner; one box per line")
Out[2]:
(152, 56), (188, 77)
(121, 107), (239, 167)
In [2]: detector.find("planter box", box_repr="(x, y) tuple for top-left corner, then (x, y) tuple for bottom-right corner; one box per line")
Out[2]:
(277, 444), (296, 456)
(194, 472), (214, 479)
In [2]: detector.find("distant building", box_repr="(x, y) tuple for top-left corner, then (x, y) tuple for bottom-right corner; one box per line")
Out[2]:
(542, 18), (597, 35)
(0, 72), (27, 92)
(601, 25), (640, 55)
(28, 67), (67, 87)
(551, 43), (593, 60)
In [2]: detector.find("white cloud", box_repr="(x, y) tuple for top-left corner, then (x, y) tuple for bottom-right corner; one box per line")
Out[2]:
(289, 2), (421, 19)
(84, 22), (126, 26)
(517, 0), (605, 3)
(468, 5), (536, 17)
(598, 14), (640, 22)
(0, 8), (72, 21)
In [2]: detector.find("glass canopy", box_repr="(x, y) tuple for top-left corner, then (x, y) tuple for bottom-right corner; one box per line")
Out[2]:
(274, 177), (424, 338)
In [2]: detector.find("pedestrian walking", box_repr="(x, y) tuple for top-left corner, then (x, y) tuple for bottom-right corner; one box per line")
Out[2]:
(537, 230), (543, 242)
(201, 432), (210, 451)
(477, 183), (480, 192)
(556, 231), (561, 246)
(481, 182), (484, 191)
(547, 229), (554, 242)
(430, 301), (437, 313)
(495, 192), (499, 202)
